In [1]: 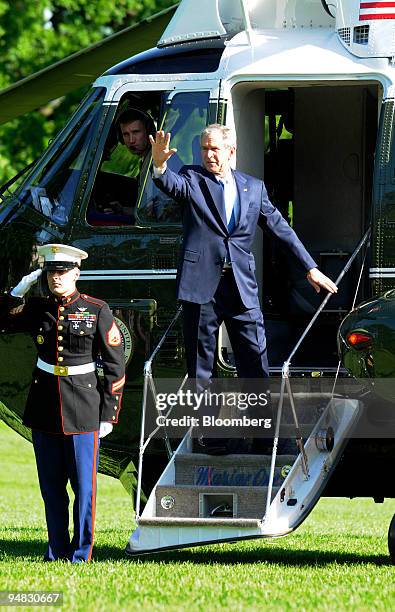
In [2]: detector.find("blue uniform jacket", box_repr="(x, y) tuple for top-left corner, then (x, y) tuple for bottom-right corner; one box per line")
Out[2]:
(0, 290), (125, 434)
(153, 165), (317, 308)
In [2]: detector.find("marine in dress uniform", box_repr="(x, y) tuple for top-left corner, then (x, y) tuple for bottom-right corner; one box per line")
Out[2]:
(0, 244), (125, 562)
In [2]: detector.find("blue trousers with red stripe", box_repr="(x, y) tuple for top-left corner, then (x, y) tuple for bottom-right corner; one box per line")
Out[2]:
(32, 430), (99, 563)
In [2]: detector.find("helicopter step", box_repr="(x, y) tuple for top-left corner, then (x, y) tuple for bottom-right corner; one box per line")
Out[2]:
(155, 450), (296, 518)
(175, 452), (296, 486)
(137, 517), (262, 528)
(155, 452), (295, 520)
(155, 484), (280, 520)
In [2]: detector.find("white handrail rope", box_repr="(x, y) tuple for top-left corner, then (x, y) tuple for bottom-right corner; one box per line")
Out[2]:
(263, 375), (286, 521)
(141, 373), (188, 454)
(263, 227), (372, 519)
(135, 305), (183, 520)
(136, 372), (150, 520)
(286, 227), (371, 365)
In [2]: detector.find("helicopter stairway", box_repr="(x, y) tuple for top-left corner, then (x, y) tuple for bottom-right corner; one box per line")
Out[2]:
(126, 389), (361, 554)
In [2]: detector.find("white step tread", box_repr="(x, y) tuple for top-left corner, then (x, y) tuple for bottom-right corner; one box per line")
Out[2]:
(138, 517), (262, 528)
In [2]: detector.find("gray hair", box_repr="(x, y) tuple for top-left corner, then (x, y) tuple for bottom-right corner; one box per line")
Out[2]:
(200, 124), (237, 149)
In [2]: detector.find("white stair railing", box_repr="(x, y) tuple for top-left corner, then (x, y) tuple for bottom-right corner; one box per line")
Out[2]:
(135, 305), (187, 520)
(264, 227), (371, 521)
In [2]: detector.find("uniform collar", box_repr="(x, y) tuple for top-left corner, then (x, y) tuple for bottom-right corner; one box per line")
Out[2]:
(53, 290), (80, 305)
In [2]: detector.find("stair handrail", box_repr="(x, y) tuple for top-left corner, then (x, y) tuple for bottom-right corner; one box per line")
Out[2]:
(135, 304), (184, 520)
(263, 227), (371, 522)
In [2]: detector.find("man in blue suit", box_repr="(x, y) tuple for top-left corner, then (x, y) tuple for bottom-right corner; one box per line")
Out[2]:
(151, 124), (337, 392)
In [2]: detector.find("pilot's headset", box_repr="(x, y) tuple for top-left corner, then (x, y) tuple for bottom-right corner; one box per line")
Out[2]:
(116, 108), (156, 145)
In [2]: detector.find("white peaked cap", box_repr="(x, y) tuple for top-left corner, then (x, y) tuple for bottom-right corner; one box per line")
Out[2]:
(38, 243), (88, 270)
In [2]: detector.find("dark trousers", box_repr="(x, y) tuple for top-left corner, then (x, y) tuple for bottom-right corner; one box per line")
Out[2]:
(182, 270), (269, 385)
(32, 430), (99, 563)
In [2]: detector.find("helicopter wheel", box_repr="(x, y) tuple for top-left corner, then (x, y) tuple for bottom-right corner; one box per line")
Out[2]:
(388, 513), (395, 564)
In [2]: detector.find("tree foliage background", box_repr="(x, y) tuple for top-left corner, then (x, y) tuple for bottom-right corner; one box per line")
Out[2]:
(0, 0), (175, 184)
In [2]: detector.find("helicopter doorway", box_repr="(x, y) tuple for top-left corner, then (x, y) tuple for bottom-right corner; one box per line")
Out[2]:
(224, 81), (380, 371)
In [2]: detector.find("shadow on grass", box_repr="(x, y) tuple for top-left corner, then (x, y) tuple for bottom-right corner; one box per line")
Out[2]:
(1, 531), (392, 567)
(93, 543), (392, 567)
(0, 528), (45, 560)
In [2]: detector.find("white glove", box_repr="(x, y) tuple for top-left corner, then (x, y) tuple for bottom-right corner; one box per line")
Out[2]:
(11, 269), (42, 298)
(99, 421), (113, 438)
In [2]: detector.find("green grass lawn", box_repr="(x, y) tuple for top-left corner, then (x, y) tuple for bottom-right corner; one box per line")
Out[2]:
(1, 420), (394, 611)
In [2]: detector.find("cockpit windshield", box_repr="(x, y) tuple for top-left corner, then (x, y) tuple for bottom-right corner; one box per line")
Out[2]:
(14, 87), (105, 225)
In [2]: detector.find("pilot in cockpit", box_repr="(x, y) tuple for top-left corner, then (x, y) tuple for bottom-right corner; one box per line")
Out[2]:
(117, 109), (156, 191)
(88, 109), (154, 224)
(88, 107), (181, 225)
(117, 109), (177, 221)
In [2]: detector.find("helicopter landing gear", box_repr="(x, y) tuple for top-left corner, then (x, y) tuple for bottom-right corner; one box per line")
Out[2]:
(388, 514), (395, 564)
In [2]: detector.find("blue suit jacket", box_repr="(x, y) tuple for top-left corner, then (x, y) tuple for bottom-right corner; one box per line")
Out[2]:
(154, 165), (317, 308)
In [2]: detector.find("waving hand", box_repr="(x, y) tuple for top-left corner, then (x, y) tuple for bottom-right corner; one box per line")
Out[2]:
(149, 131), (177, 172)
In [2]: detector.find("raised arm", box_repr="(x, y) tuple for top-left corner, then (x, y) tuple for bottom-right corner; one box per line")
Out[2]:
(150, 131), (192, 202)
(0, 269), (43, 332)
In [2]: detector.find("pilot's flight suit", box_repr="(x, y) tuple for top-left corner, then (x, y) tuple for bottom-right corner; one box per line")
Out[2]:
(0, 289), (125, 562)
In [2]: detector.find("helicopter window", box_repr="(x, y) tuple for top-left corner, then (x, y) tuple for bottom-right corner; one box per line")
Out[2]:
(136, 91), (210, 225)
(87, 90), (210, 227)
(86, 94), (160, 226)
(22, 88), (105, 225)
(107, 42), (225, 76)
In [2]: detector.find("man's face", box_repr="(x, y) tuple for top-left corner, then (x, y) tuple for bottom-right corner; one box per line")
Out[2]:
(47, 268), (80, 297)
(201, 131), (235, 177)
(120, 120), (149, 156)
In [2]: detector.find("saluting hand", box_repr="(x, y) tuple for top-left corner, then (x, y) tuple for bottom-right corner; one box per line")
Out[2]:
(149, 130), (177, 172)
(307, 268), (338, 294)
(11, 268), (43, 298)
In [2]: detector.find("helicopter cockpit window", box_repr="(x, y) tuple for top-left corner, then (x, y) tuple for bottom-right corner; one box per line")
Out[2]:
(21, 88), (105, 225)
(137, 91), (210, 225)
(86, 90), (210, 227)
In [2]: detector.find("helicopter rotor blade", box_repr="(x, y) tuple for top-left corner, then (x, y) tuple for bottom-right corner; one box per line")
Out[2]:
(0, 4), (178, 126)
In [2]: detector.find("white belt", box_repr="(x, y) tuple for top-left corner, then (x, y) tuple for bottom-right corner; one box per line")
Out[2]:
(37, 357), (96, 377)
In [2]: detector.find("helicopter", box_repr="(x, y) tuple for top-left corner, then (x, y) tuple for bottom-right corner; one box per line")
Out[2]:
(1, 0), (395, 558)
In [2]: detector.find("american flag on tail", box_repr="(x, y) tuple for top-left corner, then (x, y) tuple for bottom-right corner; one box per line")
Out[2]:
(359, 1), (395, 20)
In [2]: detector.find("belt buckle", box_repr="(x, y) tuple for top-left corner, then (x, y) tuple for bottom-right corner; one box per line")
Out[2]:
(54, 365), (68, 376)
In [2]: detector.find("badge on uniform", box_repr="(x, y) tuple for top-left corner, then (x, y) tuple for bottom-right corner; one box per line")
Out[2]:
(107, 321), (121, 347)
(36, 334), (44, 344)
(68, 312), (97, 323)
